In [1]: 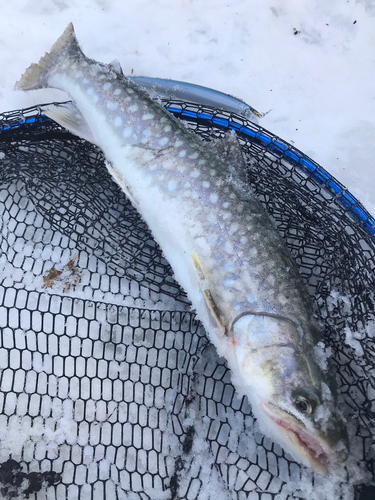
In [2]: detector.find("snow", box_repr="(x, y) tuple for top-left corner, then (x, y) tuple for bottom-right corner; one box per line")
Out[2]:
(0, 0), (374, 213)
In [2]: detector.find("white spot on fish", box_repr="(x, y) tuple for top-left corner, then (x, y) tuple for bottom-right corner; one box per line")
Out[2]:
(123, 127), (133, 137)
(183, 191), (192, 198)
(113, 88), (121, 95)
(177, 165), (186, 173)
(71, 63), (77, 70)
(179, 150), (186, 157)
(223, 202), (230, 208)
(168, 180), (177, 192)
(224, 241), (234, 253)
(75, 70), (83, 78)
(92, 94), (99, 102)
(209, 169), (216, 176)
(159, 137), (169, 147)
(103, 82), (112, 90)
(82, 78), (89, 84)
(114, 116), (122, 127)
(240, 236), (248, 244)
(142, 113), (154, 120)
(164, 125), (172, 132)
(175, 140), (184, 147)
(107, 101), (118, 110)
(189, 152), (199, 159)
(129, 104), (138, 112)
(207, 213), (217, 224)
(87, 87), (95, 95)
(249, 248), (258, 257)
(202, 181), (210, 188)
(190, 169), (200, 178)
(267, 276), (276, 286)
(278, 295), (287, 305)
(198, 159), (206, 165)
(127, 88), (134, 94)
(209, 193), (219, 203)
(230, 222), (239, 233)
(191, 191), (199, 199)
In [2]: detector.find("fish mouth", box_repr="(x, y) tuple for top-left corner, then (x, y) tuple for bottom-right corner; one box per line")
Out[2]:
(260, 402), (329, 472)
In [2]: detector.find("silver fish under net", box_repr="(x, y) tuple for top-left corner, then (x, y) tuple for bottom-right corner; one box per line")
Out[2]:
(0, 100), (374, 500)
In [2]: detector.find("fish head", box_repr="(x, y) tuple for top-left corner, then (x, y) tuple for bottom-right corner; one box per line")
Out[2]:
(231, 313), (349, 472)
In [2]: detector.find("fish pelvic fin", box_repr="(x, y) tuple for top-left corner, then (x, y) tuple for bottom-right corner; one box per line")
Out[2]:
(15, 22), (81, 91)
(191, 252), (226, 335)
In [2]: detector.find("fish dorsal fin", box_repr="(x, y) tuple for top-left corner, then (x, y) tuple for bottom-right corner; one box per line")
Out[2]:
(212, 130), (248, 185)
(43, 101), (96, 144)
(108, 59), (123, 76)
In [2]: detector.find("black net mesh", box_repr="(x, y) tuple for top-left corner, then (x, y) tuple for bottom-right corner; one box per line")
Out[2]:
(0, 100), (374, 500)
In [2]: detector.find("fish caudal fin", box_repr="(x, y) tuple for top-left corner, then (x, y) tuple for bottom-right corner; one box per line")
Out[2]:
(15, 23), (81, 91)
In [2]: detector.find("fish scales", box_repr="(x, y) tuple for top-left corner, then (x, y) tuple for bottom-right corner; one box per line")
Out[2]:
(15, 23), (349, 473)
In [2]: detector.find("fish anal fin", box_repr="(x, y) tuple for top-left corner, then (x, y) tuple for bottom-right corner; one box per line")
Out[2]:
(43, 102), (96, 144)
(191, 252), (226, 335)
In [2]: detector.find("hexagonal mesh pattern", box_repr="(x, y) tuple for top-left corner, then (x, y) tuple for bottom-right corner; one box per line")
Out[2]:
(0, 100), (374, 500)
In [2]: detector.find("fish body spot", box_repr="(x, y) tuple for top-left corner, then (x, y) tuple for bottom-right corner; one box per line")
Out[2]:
(123, 127), (133, 137)
(189, 152), (199, 159)
(142, 113), (154, 120)
(179, 150), (186, 157)
(164, 125), (172, 132)
(103, 82), (112, 90)
(82, 78), (89, 84)
(175, 140), (184, 147)
(202, 181), (210, 188)
(209, 193), (219, 203)
(190, 169), (200, 178)
(114, 88), (121, 95)
(129, 104), (138, 112)
(107, 101), (118, 110)
(168, 180), (177, 192)
(159, 137), (169, 147)
(114, 116), (122, 127)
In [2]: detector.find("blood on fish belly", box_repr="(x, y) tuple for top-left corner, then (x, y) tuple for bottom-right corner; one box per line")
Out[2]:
(15, 22), (349, 473)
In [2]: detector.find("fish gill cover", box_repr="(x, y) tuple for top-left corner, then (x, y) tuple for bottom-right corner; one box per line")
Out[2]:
(0, 100), (374, 499)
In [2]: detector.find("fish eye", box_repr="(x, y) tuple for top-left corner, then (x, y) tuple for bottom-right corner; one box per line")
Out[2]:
(292, 387), (320, 415)
(294, 395), (313, 414)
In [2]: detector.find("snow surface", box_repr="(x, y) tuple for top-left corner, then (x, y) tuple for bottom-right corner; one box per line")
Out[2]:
(0, 0), (374, 213)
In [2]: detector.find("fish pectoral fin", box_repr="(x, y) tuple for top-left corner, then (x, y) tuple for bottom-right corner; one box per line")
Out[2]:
(191, 252), (226, 335)
(43, 102), (96, 144)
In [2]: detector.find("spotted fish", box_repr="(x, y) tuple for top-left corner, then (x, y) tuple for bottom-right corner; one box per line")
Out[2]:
(16, 23), (348, 472)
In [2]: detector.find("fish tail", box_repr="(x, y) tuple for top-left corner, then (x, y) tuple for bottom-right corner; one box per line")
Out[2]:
(15, 23), (81, 91)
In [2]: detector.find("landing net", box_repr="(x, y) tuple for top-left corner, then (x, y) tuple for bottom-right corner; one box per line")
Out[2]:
(0, 100), (374, 500)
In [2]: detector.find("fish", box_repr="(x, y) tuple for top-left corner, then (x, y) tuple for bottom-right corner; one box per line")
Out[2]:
(15, 23), (348, 473)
